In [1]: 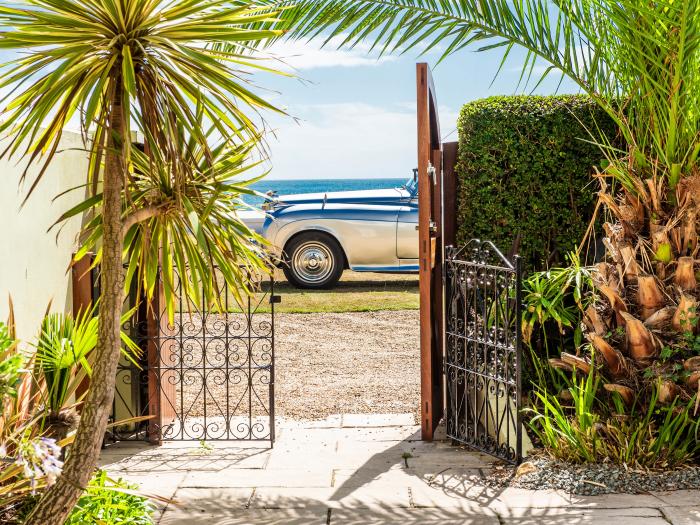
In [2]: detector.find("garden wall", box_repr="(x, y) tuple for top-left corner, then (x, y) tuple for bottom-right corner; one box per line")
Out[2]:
(455, 95), (618, 269)
(0, 130), (89, 339)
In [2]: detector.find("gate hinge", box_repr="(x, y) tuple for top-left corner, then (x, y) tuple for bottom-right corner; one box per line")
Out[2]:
(270, 295), (282, 305)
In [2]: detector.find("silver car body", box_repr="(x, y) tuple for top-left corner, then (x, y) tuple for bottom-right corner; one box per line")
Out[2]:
(243, 179), (419, 273)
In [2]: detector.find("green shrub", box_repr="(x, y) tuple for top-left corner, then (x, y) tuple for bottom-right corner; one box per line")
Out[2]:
(455, 95), (619, 270)
(528, 359), (700, 468)
(64, 470), (155, 525)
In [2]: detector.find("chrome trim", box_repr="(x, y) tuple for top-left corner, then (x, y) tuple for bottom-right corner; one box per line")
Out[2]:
(352, 264), (419, 272)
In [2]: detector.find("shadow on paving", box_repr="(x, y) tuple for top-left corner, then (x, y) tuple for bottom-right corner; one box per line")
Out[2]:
(100, 422), (690, 525)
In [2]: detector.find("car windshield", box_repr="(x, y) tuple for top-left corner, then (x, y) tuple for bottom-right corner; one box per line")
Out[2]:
(403, 174), (418, 195)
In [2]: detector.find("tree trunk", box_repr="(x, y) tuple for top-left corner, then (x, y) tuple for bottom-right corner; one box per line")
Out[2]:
(26, 82), (125, 525)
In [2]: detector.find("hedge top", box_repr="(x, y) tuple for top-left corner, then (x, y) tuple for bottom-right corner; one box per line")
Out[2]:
(455, 94), (618, 269)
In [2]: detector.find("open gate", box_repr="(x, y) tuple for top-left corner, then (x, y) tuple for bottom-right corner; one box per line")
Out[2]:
(416, 64), (523, 462)
(443, 241), (523, 463)
(108, 267), (277, 445)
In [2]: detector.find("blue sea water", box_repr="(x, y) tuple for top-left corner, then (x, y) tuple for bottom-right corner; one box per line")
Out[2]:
(244, 177), (408, 206)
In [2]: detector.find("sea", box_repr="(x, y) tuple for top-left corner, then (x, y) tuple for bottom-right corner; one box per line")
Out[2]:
(244, 178), (407, 206)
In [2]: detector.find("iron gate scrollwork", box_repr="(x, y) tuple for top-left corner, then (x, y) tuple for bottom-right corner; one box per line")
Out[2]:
(444, 240), (523, 463)
(111, 267), (277, 444)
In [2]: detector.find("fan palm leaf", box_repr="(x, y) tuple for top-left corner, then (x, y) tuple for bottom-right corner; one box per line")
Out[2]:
(270, 0), (700, 462)
(35, 308), (140, 415)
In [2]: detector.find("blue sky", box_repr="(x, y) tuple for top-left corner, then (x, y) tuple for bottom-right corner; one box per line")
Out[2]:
(0, 40), (580, 182)
(260, 39), (580, 180)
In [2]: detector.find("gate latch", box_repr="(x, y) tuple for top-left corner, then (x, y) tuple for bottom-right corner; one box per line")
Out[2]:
(415, 221), (438, 233)
(270, 295), (282, 305)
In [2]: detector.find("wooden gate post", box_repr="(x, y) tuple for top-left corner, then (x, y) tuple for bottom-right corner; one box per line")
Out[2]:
(417, 63), (444, 441)
(145, 276), (177, 445)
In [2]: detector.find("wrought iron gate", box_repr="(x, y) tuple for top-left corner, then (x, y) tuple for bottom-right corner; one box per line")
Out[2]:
(112, 267), (277, 444)
(444, 240), (523, 463)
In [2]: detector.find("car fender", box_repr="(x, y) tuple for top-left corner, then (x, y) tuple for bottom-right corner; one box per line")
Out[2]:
(263, 203), (401, 268)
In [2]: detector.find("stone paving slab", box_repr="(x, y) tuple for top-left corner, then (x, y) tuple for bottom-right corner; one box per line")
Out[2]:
(160, 507), (329, 525)
(329, 507), (499, 524)
(98, 415), (700, 525)
(167, 487), (255, 513)
(341, 414), (416, 428)
(183, 468), (333, 488)
(651, 490), (700, 507)
(250, 485), (413, 509)
(101, 443), (271, 472)
(660, 506), (700, 525)
(500, 514), (668, 525)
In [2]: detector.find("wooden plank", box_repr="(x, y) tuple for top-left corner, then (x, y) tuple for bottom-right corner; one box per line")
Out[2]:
(71, 255), (94, 316)
(146, 278), (177, 445)
(72, 255), (94, 402)
(417, 63), (432, 441)
(417, 63), (442, 441)
(430, 148), (444, 431)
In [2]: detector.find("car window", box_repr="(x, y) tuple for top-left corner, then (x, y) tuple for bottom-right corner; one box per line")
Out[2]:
(404, 174), (418, 195)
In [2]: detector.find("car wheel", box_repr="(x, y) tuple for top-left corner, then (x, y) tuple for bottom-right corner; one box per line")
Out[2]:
(283, 232), (344, 289)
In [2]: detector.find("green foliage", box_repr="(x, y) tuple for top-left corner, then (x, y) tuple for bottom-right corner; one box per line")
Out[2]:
(35, 309), (140, 415)
(0, 324), (23, 401)
(64, 470), (154, 525)
(279, 0), (700, 181)
(529, 359), (601, 464)
(522, 252), (593, 344)
(455, 95), (616, 270)
(528, 361), (700, 468)
(0, 0), (285, 314)
(62, 135), (272, 318)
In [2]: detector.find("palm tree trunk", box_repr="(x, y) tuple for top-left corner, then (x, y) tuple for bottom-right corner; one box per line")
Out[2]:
(26, 82), (126, 525)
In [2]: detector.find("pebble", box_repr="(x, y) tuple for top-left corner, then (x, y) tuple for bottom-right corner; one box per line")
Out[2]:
(484, 456), (700, 496)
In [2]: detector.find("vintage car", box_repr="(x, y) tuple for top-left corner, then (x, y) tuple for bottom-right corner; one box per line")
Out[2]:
(242, 174), (419, 289)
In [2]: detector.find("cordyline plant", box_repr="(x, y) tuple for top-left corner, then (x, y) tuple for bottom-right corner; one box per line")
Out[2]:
(276, 0), (700, 460)
(0, 1), (286, 523)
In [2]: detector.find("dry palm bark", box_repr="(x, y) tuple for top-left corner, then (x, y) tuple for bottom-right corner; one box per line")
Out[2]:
(555, 172), (700, 407)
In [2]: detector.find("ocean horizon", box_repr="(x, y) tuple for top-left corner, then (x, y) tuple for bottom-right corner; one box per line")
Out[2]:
(244, 177), (408, 206)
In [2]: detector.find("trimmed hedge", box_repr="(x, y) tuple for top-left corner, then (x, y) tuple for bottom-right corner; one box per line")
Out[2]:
(455, 95), (618, 269)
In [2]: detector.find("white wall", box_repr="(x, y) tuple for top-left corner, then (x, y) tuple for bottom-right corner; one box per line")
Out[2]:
(0, 130), (89, 339)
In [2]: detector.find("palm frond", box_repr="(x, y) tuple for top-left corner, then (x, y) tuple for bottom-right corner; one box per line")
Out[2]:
(0, 0), (287, 199)
(274, 0), (700, 178)
(59, 130), (271, 318)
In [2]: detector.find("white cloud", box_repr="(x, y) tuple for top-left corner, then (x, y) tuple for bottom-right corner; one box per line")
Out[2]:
(264, 37), (396, 71)
(263, 102), (459, 180)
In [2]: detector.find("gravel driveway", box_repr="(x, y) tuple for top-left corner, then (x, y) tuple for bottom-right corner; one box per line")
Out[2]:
(275, 310), (420, 420)
(176, 310), (420, 423)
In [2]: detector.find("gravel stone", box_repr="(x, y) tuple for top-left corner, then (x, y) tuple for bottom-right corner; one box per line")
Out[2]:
(485, 455), (700, 496)
(275, 310), (420, 420)
(178, 310), (420, 422)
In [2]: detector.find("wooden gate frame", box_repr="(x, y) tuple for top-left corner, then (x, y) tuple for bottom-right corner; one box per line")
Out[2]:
(417, 63), (458, 441)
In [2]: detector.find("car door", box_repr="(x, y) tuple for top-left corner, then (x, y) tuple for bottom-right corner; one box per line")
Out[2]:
(396, 197), (419, 261)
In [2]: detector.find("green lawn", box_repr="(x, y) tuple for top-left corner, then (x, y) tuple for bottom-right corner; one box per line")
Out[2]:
(253, 271), (419, 314)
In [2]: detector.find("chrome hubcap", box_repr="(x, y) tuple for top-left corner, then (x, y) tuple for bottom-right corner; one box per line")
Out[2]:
(292, 242), (334, 284)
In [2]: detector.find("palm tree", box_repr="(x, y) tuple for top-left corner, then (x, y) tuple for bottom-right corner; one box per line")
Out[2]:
(276, 0), (700, 434)
(0, 1), (285, 522)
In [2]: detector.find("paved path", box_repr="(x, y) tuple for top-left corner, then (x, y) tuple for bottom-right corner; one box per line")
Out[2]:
(99, 415), (700, 524)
